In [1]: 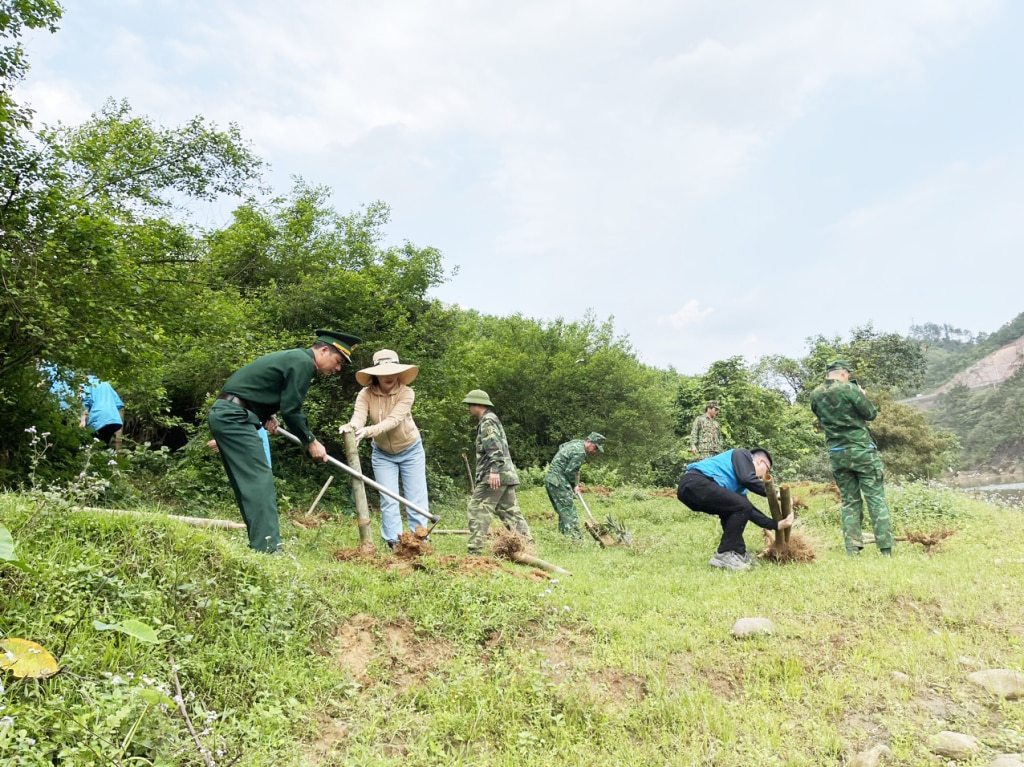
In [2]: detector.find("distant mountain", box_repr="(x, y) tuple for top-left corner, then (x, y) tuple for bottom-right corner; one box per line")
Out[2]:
(904, 312), (1024, 409)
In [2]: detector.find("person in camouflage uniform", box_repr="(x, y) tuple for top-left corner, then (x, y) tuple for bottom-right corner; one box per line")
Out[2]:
(809, 360), (894, 556)
(690, 400), (724, 459)
(544, 432), (606, 536)
(463, 390), (533, 555)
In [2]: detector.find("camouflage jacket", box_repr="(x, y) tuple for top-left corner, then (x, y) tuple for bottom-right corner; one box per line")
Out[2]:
(545, 439), (587, 487)
(809, 380), (878, 450)
(690, 414), (723, 457)
(474, 410), (519, 486)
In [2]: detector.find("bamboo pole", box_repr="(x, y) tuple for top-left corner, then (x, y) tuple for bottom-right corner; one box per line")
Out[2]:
(71, 506), (246, 530)
(342, 431), (373, 546)
(779, 485), (793, 549)
(430, 529), (470, 535)
(461, 453), (475, 493)
(507, 551), (572, 576)
(308, 475), (334, 516)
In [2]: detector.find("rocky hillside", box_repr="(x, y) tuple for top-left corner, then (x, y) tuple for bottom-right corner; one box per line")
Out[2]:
(906, 334), (1024, 411)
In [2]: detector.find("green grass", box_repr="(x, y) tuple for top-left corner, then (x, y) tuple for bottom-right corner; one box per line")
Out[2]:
(2, 482), (1024, 765)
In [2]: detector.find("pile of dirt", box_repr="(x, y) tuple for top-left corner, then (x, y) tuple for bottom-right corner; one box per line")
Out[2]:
(759, 528), (817, 563)
(491, 530), (534, 560)
(393, 526), (432, 559)
(900, 528), (955, 553)
(332, 541), (378, 562)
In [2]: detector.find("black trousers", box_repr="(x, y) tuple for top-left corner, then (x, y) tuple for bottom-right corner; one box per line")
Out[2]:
(677, 471), (777, 555)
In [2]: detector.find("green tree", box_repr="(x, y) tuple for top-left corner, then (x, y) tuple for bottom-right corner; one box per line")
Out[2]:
(0, 98), (261, 478)
(869, 393), (958, 479)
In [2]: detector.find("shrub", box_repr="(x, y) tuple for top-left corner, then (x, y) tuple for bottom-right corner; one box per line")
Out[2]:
(888, 480), (971, 533)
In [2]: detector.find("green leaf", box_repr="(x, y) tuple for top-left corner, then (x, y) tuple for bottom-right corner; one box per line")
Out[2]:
(137, 688), (176, 707)
(0, 524), (34, 574)
(92, 618), (161, 644)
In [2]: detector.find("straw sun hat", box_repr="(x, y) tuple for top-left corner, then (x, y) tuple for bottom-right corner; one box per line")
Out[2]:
(355, 349), (419, 387)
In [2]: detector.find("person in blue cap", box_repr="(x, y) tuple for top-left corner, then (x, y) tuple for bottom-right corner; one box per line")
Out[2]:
(208, 329), (361, 552)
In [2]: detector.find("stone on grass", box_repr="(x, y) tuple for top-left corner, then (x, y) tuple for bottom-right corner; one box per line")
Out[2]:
(890, 671), (910, 685)
(929, 731), (979, 759)
(968, 669), (1024, 700)
(731, 617), (775, 638)
(846, 743), (892, 767)
(988, 756), (1024, 767)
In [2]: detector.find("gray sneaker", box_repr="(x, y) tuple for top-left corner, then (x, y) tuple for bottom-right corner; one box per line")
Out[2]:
(710, 551), (751, 571)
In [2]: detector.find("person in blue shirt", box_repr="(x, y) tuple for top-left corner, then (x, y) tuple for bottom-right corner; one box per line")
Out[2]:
(79, 376), (125, 450)
(676, 447), (793, 571)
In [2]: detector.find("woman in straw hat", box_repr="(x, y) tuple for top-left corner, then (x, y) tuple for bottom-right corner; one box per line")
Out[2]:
(341, 349), (429, 550)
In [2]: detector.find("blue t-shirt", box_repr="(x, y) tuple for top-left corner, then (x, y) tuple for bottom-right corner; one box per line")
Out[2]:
(83, 378), (124, 431)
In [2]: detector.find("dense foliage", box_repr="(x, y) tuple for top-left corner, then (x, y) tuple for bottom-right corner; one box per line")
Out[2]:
(0, 1), (999, 498)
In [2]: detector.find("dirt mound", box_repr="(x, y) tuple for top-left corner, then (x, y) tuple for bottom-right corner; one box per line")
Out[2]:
(491, 530), (534, 559)
(759, 528), (818, 563)
(393, 526), (432, 559)
(900, 528), (955, 553)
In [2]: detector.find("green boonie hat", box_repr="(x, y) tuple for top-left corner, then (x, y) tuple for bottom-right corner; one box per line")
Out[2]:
(462, 389), (494, 407)
(587, 432), (606, 452)
(315, 329), (362, 362)
(826, 359), (851, 373)
(706, 400), (719, 410)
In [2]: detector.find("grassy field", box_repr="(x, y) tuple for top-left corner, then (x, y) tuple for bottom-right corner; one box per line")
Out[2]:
(2, 480), (1023, 766)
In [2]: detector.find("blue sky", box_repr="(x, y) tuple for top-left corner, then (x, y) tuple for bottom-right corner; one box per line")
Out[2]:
(17, 0), (1024, 373)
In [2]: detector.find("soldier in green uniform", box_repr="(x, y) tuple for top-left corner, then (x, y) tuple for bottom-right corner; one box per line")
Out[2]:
(544, 432), (605, 536)
(463, 389), (532, 555)
(690, 400), (724, 459)
(208, 330), (361, 552)
(809, 360), (894, 556)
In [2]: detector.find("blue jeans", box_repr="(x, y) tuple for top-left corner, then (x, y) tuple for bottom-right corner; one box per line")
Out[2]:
(372, 439), (430, 544)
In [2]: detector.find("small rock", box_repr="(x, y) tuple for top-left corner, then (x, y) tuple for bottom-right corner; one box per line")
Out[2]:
(988, 756), (1024, 767)
(847, 744), (892, 767)
(929, 731), (979, 759)
(958, 656), (982, 669)
(968, 669), (1024, 700)
(731, 617), (775, 638)
(890, 671), (910, 685)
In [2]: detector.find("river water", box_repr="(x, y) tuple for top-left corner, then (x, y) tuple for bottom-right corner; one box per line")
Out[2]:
(950, 477), (1024, 508)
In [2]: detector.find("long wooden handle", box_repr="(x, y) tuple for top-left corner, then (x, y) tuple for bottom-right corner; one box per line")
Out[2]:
(275, 428), (440, 523)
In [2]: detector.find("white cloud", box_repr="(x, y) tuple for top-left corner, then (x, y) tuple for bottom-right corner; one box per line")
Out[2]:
(660, 300), (714, 329)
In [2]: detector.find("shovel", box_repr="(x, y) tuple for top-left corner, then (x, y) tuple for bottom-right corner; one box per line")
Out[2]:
(276, 427), (440, 528)
(575, 489), (630, 548)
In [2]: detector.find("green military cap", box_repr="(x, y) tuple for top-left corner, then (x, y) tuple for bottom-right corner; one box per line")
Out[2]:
(706, 400), (719, 410)
(826, 359), (851, 373)
(315, 329), (362, 362)
(462, 389), (494, 407)
(586, 432), (606, 452)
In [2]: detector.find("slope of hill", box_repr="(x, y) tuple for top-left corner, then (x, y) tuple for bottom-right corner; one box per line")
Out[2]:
(907, 334), (1024, 411)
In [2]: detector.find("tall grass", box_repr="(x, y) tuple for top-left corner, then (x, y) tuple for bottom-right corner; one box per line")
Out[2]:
(2, 481), (1023, 765)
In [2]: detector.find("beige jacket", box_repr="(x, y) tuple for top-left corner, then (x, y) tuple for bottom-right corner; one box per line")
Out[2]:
(346, 383), (421, 455)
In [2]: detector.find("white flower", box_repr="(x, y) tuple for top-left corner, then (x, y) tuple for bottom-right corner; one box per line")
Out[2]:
(0, 716), (14, 727)
(24, 426), (36, 434)
(107, 459), (117, 466)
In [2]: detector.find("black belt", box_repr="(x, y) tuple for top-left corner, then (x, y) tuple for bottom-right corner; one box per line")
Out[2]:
(218, 393), (254, 411)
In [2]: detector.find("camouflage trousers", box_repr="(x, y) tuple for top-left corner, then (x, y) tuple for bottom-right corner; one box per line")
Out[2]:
(829, 448), (894, 553)
(467, 483), (533, 555)
(544, 479), (581, 537)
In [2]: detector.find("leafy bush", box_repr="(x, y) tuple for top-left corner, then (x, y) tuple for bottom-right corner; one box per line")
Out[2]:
(888, 481), (971, 533)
